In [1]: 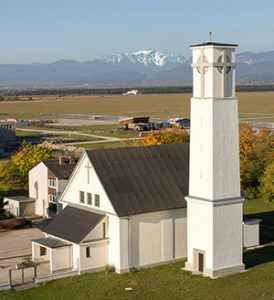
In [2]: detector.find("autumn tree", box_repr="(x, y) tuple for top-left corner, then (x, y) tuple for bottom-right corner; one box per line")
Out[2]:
(0, 142), (52, 192)
(259, 160), (274, 202)
(138, 127), (190, 146)
(239, 123), (273, 201)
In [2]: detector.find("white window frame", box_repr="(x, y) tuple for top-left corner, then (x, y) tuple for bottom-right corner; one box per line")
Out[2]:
(49, 179), (57, 188)
(48, 194), (57, 202)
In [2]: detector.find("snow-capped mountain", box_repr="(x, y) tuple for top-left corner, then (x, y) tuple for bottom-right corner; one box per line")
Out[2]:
(0, 49), (274, 87)
(99, 50), (187, 67)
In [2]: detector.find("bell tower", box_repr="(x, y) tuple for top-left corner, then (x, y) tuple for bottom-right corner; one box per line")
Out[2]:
(184, 41), (245, 278)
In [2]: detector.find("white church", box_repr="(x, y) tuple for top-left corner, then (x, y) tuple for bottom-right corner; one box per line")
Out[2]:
(32, 41), (261, 278)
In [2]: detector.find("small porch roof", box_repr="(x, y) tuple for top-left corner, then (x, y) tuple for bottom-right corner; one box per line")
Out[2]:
(243, 215), (262, 224)
(32, 237), (71, 249)
(4, 196), (35, 203)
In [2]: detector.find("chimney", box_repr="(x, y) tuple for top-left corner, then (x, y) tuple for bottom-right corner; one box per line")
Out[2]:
(59, 157), (66, 165)
(69, 157), (76, 164)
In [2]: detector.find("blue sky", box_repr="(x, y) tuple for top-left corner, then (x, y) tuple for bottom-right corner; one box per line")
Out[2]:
(1, 0), (274, 64)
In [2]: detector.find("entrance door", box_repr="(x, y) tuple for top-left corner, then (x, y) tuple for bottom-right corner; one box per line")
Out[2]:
(198, 253), (204, 273)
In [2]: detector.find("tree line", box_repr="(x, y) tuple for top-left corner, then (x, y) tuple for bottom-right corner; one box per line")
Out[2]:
(1, 85), (274, 97)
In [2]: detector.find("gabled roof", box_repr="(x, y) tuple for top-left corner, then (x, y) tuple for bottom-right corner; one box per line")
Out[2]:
(86, 143), (189, 217)
(43, 206), (104, 244)
(43, 159), (77, 179)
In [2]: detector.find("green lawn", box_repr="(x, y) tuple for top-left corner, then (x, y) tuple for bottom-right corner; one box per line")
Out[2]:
(16, 130), (103, 144)
(74, 140), (136, 150)
(0, 198), (273, 299)
(0, 244), (273, 300)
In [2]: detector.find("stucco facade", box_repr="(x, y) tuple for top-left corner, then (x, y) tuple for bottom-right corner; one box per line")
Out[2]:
(185, 42), (245, 278)
(29, 161), (71, 217)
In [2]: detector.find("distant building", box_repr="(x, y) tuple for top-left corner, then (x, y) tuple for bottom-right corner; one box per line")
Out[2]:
(0, 120), (16, 142)
(5, 118), (29, 127)
(122, 90), (142, 95)
(28, 157), (77, 217)
(119, 117), (149, 124)
(4, 157), (77, 218)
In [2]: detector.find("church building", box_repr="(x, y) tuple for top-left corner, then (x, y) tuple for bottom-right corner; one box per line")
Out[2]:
(32, 41), (261, 278)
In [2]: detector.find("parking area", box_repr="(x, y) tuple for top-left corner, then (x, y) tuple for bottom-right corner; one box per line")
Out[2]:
(0, 228), (44, 284)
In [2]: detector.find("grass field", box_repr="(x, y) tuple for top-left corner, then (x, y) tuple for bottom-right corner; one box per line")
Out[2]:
(0, 92), (273, 119)
(74, 140), (136, 149)
(0, 244), (273, 299)
(16, 130), (103, 144)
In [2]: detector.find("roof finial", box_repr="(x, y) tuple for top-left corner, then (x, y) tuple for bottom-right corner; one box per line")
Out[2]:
(209, 32), (212, 43)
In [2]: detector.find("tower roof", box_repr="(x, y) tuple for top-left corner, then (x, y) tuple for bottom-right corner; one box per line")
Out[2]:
(190, 42), (238, 48)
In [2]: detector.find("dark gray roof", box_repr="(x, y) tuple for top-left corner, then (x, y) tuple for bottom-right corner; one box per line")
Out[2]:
(243, 215), (262, 223)
(43, 159), (77, 179)
(87, 143), (189, 217)
(43, 206), (104, 244)
(190, 42), (238, 48)
(32, 237), (70, 248)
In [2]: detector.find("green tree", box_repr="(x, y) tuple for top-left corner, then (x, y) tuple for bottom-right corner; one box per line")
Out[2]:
(259, 160), (274, 202)
(239, 124), (273, 201)
(12, 142), (52, 178)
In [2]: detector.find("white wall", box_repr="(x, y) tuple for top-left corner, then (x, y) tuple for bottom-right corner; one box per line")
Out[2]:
(186, 199), (213, 269)
(50, 246), (72, 272)
(108, 214), (121, 268)
(4, 199), (19, 216)
(72, 244), (80, 270)
(213, 202), (243, 269)
(29, 162), (48, 216)
(32, 242), (50, 262)
(117, 209), (187, 271)
(60, 153), (116, 215)
(243, 221), (260, 248)
(186, 197), (244, 273)
(189, 98), (240, 200)
(79, 241), (108, 272)
(82, 217), (107, 242)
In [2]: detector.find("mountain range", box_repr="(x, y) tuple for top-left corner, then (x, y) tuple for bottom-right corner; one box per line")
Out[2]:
(1, 49), (274, 88)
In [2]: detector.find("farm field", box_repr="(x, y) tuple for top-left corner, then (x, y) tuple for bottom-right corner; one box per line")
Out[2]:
(73, 140), (136, 150)
(16, 130), (103, 144)
(0, 92), (273, 120)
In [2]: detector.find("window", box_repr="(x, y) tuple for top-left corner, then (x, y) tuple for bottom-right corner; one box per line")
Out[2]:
(48, 194), (57, 202)
(40, 246), (47, 256)
(80, 191), (85, 203)
(95, 194), (100, 207)
(103, 222), (106, 238)
(87, 192), (92, 205)
(49, 179), (57, 188)
(86, 247), (91, 258)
